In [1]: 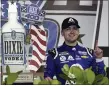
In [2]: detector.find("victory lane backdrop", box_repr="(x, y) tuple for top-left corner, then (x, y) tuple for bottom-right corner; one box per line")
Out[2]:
(0, 0), (108, 84)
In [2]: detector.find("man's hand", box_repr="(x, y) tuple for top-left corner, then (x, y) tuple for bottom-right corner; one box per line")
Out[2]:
(94, 40), (103, 58)
(45, 77), (52, 81)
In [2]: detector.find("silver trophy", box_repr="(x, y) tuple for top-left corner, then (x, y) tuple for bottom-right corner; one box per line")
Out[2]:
(24, 33), (32, 72)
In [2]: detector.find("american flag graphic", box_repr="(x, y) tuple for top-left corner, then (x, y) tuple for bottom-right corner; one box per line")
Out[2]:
(28, 25), (47, 73)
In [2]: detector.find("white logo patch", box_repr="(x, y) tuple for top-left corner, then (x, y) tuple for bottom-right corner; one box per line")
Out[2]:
(60, 56), (66, 61)
(72, 47), (76, 51)
(68, 55), (74, 61)
(68, 18), (75, 23)
(59, 52), (69, 56)
(78, 51), (87, 55)
(75, 55), (81, 60)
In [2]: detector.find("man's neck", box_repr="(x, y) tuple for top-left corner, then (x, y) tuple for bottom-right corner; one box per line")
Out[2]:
(65, 41), (78, 46)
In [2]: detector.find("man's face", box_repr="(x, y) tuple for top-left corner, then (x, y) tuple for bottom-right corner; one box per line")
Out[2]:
(62, 25), (79, 43)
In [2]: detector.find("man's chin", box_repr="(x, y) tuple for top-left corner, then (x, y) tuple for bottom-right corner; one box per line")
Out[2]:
(68, 40), (77, 43)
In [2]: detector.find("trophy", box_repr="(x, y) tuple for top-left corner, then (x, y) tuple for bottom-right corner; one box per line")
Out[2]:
(24, 33), (32, 72)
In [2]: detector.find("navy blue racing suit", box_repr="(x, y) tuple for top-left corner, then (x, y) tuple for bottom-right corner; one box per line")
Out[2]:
(44, 43), (106, 84)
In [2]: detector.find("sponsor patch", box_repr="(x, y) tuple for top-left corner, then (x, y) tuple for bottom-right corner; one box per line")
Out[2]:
(60, 61), (69, 63)
(60, 56), (67, 61)
(81, 55), (88, 58)
(75, 57), (81, 60)
(72, 47), (76, 51)
(76, 55), (80, 58)
(75, 55), (81, 60)
(78, 51), (87, 55)
(59, 51), (69, 56)
(67, 55), (74, 61)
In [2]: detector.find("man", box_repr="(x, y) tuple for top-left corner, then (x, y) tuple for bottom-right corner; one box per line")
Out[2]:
(44, 17), (106, 84)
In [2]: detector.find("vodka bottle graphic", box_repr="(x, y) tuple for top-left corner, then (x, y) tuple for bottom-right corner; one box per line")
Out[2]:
(2, 2), (25, 65)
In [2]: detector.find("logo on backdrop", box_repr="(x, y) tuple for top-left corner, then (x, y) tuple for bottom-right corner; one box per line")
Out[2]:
(20, 4), (45, 24)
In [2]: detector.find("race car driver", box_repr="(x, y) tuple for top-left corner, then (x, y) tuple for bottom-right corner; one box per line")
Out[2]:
(44, 17), (106, 84)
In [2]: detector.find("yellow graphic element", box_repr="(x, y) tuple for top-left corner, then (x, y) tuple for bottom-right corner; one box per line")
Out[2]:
(81, 56), (88, 58)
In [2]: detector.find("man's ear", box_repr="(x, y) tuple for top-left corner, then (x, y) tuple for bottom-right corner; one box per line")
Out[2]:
(78, 29), (80, 34)
(78, 29), (80, 32)
(61, 30), (64, 36)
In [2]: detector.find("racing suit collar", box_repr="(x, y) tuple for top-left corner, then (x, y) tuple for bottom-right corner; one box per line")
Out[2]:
(64, 42), (78, 47)
(63, 42), (79, 51)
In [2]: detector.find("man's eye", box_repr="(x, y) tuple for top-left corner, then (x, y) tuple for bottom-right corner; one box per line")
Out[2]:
(66, 28), (70, 30)
(73, 27), (77, 30)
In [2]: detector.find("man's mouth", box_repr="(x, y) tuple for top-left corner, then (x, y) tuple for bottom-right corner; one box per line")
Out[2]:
(69, 34), (75, 37)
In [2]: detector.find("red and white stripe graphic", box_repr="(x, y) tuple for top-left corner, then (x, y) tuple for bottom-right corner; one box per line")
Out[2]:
(28, 25), (47, 73)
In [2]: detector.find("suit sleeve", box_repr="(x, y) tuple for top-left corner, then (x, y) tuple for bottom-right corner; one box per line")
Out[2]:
(88, 48), (106, 76)
(44, 49), (56, 79)
(91, 57), (106, 76)
(95, 58), (106, 75)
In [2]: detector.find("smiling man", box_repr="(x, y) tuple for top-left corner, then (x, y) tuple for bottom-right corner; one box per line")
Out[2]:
(44, 17), (106, 85)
